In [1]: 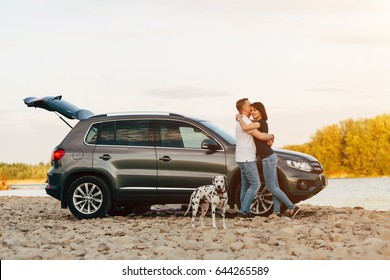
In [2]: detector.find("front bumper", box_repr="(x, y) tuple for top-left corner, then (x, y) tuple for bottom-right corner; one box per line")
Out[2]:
(279, 169), (328, 203)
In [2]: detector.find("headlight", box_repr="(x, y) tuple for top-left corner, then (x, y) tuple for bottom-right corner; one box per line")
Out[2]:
(283, 159), (313, 172)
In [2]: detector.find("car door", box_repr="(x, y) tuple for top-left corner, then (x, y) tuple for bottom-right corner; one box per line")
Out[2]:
(155, 119), (226, 203)
(92, 119), (158, 204)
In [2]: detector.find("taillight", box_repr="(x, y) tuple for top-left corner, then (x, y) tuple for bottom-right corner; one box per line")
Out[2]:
(51, 148), (65, 161)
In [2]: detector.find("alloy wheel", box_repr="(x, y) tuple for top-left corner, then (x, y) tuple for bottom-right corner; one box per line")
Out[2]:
(250, 185), (273, 215)
(72, 182), (103, 215)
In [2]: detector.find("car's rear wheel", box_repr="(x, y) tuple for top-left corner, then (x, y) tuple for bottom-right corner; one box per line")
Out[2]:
(67, 176), (112, 219)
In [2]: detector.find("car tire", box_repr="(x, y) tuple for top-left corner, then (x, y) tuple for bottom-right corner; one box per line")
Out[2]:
(67, 176), (112, 219)
(249, 184), (274, 216)
(234, 183), (274, 216)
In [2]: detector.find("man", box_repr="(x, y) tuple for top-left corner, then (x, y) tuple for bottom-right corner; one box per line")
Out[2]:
(235, 98), (274, 217)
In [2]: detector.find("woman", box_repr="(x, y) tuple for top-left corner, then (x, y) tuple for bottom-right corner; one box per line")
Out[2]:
(237, 102), (300, 218)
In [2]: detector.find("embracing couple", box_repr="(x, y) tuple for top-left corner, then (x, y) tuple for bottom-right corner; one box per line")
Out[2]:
(235, 98), (300, 219)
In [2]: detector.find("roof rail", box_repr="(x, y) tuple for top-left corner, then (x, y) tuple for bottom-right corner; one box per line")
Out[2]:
(96, 112), (184, 117)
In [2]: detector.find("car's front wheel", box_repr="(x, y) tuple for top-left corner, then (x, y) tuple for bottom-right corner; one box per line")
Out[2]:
(249, 185), (274, 215)
(234, 183), (274, 216)
(67, 176), (112, 219)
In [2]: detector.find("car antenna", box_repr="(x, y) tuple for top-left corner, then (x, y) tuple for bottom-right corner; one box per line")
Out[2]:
(54, 111), (73, 129)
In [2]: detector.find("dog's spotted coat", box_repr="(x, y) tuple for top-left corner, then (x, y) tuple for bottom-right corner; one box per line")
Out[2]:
(184, 175), (228, 229)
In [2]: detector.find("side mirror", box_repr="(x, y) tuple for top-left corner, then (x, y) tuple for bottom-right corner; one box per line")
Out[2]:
(201, 139), (220, 151)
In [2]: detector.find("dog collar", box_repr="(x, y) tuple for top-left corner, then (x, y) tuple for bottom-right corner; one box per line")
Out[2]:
(216, 190), (225, 196)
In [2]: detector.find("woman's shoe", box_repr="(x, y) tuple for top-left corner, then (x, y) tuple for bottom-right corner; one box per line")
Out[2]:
(288, 206), (300, 218)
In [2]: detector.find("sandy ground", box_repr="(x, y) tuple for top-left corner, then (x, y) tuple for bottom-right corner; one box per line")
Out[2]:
(0, 196), (389, 260)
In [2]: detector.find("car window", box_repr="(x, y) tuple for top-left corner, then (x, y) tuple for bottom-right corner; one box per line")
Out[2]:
(86, 123), (101, 144)
(200, 120), (236, 145)
(157, 120), (212, 149)
(115, 120), (153, 146)
(88, 120), (154, 146)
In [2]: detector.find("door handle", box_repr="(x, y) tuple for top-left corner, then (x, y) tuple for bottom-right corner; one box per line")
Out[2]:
(159, 156), (172, 162)
(99, 154), (112, 161)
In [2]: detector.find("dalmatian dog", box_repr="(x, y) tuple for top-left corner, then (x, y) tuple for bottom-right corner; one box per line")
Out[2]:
(184, 175), (228, 229)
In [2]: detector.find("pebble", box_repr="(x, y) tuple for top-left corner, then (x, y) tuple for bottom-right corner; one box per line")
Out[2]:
(0, 197), (389, 260)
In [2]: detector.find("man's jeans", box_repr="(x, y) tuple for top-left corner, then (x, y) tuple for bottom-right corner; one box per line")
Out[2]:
(262, 153), (294, 213)
(237, 161), (260, 214)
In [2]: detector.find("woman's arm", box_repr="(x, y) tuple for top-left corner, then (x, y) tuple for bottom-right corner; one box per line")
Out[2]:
(236, 114), (260, 131)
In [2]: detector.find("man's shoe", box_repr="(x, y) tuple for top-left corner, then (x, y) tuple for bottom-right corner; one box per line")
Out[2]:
(237, 212), (254, 219)
(225, 208), (238, 214)
(268, 213), (281, 219)
(237, 212), (247, 218)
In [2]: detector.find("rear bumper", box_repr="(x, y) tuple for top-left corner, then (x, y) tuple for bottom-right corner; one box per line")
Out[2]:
(45, 170), (64, 202)
(45, 184), (61, 201)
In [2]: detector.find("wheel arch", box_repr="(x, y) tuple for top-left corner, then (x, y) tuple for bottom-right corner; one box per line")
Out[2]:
(60, 169), (115, 208)
(227, 167), (242, 209)
(228, 164), (289, 215)
(276, 166), (289, 191)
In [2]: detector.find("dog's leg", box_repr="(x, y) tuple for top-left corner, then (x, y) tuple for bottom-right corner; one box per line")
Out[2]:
(221, 202), (227, 229)
(199, 202), (209, 227)
(211, 201), (218, 228)
(191, 201), (199, 228)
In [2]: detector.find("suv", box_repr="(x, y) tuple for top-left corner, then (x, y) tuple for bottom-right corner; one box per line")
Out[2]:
(24, 95), (327, 219)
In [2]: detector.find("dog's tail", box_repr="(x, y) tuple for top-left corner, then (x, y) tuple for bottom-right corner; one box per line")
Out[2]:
(184, 203), (191, 216)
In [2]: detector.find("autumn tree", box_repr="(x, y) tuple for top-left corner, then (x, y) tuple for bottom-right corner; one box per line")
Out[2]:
(283, 114), (390, 177)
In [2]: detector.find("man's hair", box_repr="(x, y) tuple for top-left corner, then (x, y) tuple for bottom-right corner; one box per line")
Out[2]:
(236, 98), (248, 112)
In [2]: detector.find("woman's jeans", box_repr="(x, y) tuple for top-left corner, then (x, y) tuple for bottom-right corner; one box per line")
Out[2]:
(237, 161), (260, 214)
(262, 153), (294, 213)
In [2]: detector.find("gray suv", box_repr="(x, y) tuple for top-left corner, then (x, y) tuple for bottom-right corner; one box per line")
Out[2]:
(24, 96), (327, 219)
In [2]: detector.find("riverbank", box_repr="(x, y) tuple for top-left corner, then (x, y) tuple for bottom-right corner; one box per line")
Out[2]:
(0, 196), (389, 260)
(0, 179), (46, 190)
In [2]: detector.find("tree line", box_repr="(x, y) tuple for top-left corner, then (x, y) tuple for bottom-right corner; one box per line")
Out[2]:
(283, 114), (390, 178)
(1, 114), (389, 180)
(0, 162), (50, 181)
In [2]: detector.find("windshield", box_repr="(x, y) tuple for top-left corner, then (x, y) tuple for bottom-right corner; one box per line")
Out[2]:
(201, 121), (236, 145)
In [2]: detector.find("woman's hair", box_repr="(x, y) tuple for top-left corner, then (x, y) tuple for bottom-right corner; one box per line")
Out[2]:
(251, 102), (268, 121)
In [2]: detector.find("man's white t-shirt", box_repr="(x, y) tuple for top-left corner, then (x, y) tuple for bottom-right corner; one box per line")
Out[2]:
(235, 115), (257, 163)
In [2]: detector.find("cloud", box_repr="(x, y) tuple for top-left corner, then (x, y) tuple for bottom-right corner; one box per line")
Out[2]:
(321, 35), (390, 46)
(258, 0), (382, 15)
(86, 31), (175, 40)
(305, 80), (389, 96)
(143, 86), (233, 99)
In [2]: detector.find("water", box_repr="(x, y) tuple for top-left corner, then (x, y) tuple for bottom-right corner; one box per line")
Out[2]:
(302, 177), (390, 211)
(1, 178), (389, 211)
(0, 184), (47, 197)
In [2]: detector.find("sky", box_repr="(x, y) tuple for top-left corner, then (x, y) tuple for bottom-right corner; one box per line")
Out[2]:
(1, 0), (390, 164)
